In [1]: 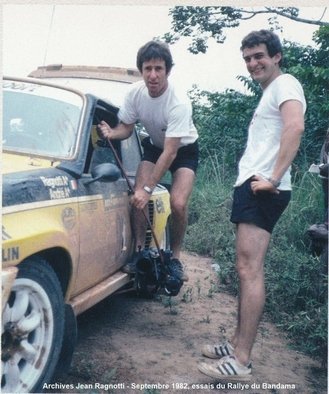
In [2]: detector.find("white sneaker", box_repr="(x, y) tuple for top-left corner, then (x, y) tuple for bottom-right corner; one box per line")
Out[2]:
(198, 355), (252, 381)
(201, 340), (234, 359)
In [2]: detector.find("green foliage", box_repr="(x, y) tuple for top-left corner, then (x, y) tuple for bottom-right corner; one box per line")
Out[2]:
(264, 179), (328, 365)
(281, 28), (329, 166)
(163, 6), (242, 53)
(164, 6), (329, 54)
(189, 88), (258, 179)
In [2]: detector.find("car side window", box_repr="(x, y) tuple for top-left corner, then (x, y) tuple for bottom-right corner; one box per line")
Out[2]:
(120, 129), (142, 176)
(84, 100), (141, 176)
(85, 102), (122, 174)
(88, 126), (118, 172)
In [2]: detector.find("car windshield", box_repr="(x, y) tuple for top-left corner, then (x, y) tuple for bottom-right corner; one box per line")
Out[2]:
(3, 80), (83, 158)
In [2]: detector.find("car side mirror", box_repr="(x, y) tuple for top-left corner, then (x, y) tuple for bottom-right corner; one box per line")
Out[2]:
(84, 163), (121, 185)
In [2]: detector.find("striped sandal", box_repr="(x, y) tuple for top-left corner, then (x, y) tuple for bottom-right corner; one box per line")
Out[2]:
(198, 355), (252, 381)
(201, 341), (234, 359)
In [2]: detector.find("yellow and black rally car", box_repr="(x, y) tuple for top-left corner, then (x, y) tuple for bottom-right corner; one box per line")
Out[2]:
(2, 69), (171, 393)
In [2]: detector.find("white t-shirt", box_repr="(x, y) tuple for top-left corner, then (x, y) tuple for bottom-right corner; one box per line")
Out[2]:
(235, 74), (306, 190)
(118, 81), (198, 149)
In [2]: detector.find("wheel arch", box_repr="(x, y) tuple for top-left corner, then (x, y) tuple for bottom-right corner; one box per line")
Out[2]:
(30, 247), (73, 298)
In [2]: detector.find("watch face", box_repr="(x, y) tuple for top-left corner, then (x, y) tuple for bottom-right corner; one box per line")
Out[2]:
(143, 186), (153, 194)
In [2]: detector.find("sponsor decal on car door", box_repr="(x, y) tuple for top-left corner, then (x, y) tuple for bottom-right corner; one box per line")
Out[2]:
(73, 179), (132, 295)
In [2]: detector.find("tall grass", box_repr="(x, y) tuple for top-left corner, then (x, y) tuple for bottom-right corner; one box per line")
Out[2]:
(185, 153), (328, 366)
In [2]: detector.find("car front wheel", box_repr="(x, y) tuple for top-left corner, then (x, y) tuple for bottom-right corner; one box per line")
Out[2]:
(1, 258), (64, 393)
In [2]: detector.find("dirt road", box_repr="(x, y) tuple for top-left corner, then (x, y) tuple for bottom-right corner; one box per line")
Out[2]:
(49, 252), (326, 394)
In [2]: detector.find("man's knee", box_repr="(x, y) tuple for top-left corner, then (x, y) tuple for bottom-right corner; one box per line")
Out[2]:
(236, 256), (264, 281)
(170, 197), (187, 216)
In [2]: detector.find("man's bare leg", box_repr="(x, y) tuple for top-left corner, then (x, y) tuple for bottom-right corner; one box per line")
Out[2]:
(170, 168), (195, 259)
(231, 223), (271, 365)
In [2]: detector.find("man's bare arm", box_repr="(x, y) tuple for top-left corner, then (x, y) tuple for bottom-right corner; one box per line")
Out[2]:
(271, 99), (305, 181)
(251, 100), (304, 194)
(97, 120), (134, 140)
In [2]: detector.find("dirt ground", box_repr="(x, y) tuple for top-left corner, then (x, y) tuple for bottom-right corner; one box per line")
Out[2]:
(49, 252), (327, 394)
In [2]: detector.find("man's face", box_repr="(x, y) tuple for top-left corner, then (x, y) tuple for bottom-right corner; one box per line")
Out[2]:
(142, 58), (169, 98)
(242, 43), (282, 89)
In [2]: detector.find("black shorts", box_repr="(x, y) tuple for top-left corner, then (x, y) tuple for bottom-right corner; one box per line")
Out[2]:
(141, 136), (199, 174)
(230, 177), (291, 233)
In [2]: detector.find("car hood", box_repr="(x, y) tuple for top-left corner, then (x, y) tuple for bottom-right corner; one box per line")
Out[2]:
(2, 156), (78, 208)
(2, 152), (61, 175)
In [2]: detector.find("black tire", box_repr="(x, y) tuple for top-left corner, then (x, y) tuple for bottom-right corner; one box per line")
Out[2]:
(53, 304), (77, 378)
(1, 258), (65, 393)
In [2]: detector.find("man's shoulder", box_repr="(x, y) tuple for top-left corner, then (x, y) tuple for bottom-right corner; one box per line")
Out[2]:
(275, 73), (303, 89)
(270, 73), (305, 97)
(123, 81), (148, 105)
(128, 80), (146, 94)
(272, 74), (306, 111)
(167, 82), (192, 106)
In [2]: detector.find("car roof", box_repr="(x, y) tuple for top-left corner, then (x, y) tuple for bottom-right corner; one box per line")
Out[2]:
(28, 64), (142, 106)
(28, 64), (141, 83)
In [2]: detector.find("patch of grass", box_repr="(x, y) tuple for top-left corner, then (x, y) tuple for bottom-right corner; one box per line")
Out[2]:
(200, 315), (211, 324)
(181, 286), (193, 303)
(161, 296), (179, 315)
(207, 280), (219, 298)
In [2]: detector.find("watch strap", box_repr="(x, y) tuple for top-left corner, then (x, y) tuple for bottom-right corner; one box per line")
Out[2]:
(267, 177), (281, 188)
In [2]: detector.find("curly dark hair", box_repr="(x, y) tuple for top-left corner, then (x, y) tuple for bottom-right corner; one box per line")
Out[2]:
(241, 30), (283, 66)
(136, 40), (174, 74)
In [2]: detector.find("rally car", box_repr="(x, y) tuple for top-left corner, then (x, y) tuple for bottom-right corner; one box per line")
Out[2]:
(2, 69), (171, 393)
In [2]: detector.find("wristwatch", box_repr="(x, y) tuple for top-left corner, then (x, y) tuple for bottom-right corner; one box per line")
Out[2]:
(143, 185), (153, 194)
(267, 177), (281, 188)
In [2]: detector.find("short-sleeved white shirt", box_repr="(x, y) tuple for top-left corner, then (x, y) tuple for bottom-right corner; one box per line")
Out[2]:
(235, 74), (306, 190)
(118, 81), (198, 149)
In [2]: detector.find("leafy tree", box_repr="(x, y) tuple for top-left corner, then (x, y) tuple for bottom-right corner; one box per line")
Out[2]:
(282, 26), (329, 167)
(189, 87), (256, 179)
(163, 6), (329, 54)
(164, 7), (329, 165)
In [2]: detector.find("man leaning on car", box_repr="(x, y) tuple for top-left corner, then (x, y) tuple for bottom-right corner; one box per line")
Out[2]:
(97, 40), (199, 281)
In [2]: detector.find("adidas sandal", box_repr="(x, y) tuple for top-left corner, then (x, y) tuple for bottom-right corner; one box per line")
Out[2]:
(198, 355), (252, 381)
(201, 341), (234, 359)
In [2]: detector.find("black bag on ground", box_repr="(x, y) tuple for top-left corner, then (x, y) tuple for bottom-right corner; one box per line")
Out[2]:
(135, 249), (183, 298)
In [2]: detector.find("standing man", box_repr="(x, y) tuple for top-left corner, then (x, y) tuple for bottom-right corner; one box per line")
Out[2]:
(198, 30), (306, 380)
(98, 40), (199, 280)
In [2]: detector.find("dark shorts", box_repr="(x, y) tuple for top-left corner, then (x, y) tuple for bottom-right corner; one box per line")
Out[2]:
(230, 177), (291, 233)
(141, 136), (199, 174)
